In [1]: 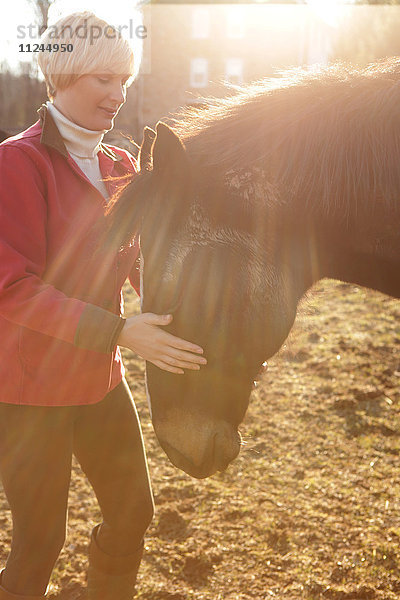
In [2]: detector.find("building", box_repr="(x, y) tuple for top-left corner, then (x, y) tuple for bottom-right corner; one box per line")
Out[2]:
(110, 3), (337, 148)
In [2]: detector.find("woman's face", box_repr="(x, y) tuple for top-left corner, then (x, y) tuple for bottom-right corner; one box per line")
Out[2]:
(53, 72), (130, 131)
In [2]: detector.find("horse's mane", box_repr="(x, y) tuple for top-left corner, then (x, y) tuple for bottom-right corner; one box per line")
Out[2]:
(171, 58), (400, 219)
(105, 58), (400, 250)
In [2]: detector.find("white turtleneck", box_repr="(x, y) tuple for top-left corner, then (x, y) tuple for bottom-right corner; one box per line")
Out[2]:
(46, 101), (109, 200)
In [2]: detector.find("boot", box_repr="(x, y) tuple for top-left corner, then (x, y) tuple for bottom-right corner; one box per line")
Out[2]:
(87, 524), (144, 600)
(0, 570), (47, 599)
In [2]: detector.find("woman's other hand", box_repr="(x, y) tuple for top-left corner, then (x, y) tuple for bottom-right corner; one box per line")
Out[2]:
(117, 313), (206, 374)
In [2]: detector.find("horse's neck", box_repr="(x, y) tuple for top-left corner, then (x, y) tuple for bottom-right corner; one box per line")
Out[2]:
(239, 153), (400, 300)
(315, 213), (400, 300)
(271, 206), (400, 301)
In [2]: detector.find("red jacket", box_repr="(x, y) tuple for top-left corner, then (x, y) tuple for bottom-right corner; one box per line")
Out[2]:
(0, 105), (140, 406)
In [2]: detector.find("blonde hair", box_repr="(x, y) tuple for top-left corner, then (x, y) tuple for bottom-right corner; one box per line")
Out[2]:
(38, 11), (135, 100)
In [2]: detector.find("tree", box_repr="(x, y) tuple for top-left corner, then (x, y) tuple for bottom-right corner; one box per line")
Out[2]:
(28, 0), (56, 35)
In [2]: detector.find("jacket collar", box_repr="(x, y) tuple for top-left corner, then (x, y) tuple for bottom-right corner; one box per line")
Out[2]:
(37, 104), (123, 162)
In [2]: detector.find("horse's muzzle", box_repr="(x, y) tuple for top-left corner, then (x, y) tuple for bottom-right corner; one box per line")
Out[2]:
(156, 424), (242, 479)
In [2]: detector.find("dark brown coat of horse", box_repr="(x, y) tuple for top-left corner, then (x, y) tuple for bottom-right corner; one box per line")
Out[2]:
(105, 58), (400, 479)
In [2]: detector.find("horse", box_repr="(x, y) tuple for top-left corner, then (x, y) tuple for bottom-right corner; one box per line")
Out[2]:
(105, 57), (400, 479)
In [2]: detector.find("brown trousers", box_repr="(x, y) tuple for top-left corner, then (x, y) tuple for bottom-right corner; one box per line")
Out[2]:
(0, 379), (154, 596)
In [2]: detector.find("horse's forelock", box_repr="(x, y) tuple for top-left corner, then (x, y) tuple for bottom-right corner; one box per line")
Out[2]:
(104, 170), (154, 250)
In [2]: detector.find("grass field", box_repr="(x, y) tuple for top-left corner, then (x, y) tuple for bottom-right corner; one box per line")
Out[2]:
(2, 279), (400, 599)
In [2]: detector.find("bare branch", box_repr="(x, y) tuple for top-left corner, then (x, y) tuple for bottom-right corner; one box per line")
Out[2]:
(27, 0), (56, 33)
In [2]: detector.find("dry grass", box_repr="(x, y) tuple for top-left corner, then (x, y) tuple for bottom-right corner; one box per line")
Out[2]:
(2, 279), (400, 599)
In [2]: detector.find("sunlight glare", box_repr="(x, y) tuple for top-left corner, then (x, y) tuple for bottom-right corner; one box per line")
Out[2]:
(306, 0), (353, 27)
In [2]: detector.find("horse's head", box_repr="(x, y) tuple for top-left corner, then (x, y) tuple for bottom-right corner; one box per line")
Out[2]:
(105, 60), (400, 477)
(107, 123), (304, 478)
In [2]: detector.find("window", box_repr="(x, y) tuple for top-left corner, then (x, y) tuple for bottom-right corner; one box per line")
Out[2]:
(190, 58), (208, 88)
(226, 7), (245, 39)
(192, 7), (210, 39)
(225, 58), (244, 85)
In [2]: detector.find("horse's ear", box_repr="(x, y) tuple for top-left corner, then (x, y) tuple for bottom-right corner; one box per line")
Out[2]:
(152, 121), (187, 175)
(139, 126), (156, 171)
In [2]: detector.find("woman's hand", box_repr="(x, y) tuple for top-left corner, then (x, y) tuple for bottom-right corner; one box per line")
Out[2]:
(117, 313), (206, 374)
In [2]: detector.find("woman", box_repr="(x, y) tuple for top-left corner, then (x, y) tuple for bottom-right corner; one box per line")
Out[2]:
(0, 11), (206, 600)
